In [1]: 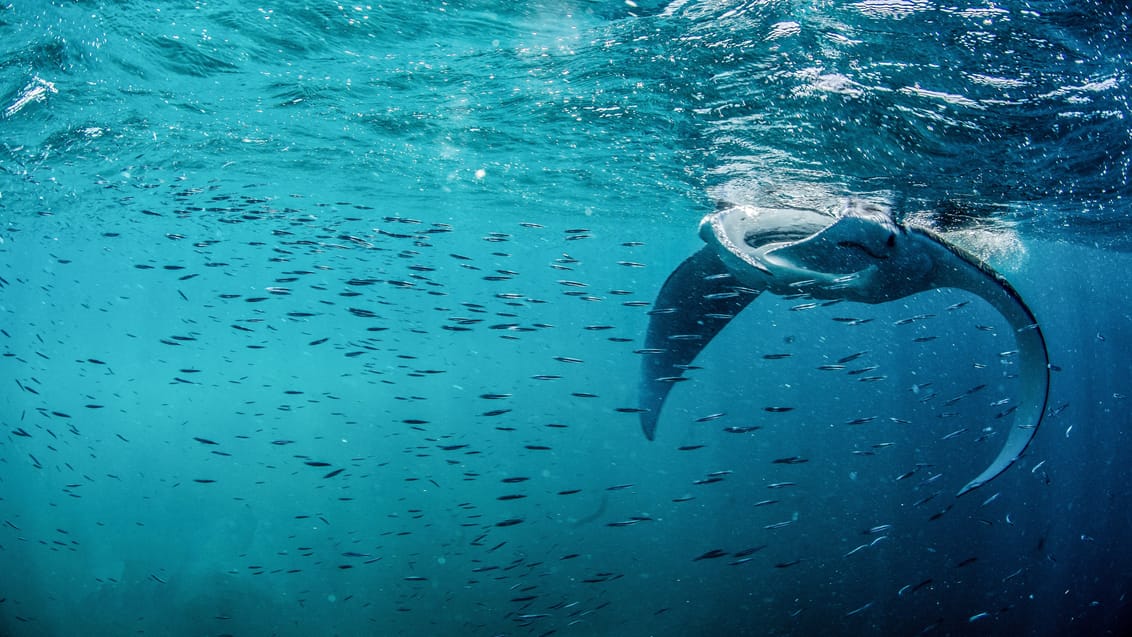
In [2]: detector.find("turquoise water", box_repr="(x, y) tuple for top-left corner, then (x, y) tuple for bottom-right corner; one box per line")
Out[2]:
(2, 2), (1130, 636)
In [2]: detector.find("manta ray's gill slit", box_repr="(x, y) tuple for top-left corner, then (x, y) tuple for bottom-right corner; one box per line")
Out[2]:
(836, 240), (889, 260)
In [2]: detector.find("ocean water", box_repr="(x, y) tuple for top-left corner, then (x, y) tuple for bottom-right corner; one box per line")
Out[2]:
(1, 1), (1130, 636)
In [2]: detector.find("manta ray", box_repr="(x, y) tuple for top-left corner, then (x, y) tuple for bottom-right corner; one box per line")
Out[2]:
(639, 200), (1049, 496)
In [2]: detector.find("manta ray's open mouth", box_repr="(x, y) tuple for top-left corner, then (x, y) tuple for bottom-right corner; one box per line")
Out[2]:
(743, 228), (815, 250)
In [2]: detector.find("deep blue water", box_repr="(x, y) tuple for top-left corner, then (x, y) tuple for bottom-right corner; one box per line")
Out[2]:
(2, 1), (1131, 636)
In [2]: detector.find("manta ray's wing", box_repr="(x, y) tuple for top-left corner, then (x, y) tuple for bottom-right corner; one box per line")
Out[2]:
(639, 246), (761, 440)
(910, 227), (1051, 496)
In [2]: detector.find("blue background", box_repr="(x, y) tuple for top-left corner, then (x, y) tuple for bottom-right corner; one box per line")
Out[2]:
(2, 2), (1130, 635)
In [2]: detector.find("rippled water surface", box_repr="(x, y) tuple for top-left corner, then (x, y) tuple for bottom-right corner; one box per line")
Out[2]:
(2, 2), (1131, 636)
